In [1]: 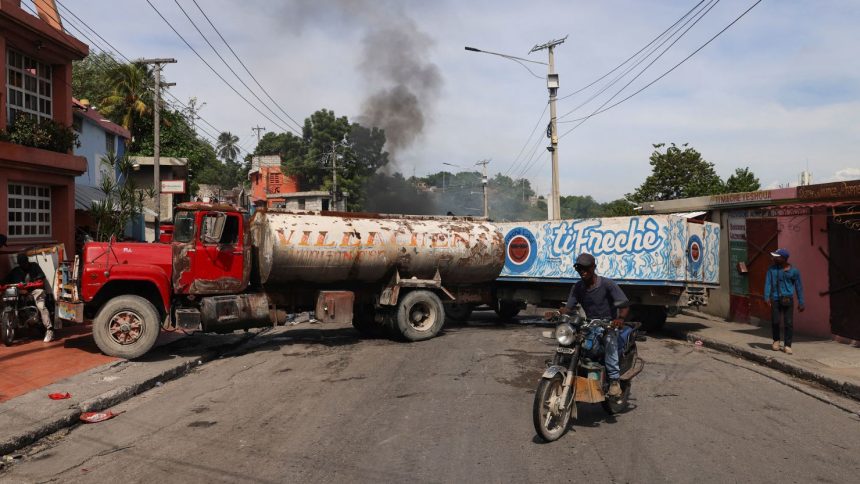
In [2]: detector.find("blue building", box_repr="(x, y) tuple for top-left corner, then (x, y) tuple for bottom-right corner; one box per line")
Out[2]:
(71, 98), (131, 242)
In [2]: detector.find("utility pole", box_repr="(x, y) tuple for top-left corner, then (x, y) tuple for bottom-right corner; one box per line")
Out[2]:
(330, 141), (338, 210)
(530, 36), (566, 220)
(476, 159), (490, 218)
(252, 125), (266, 144)
(141, 57), (177, 241)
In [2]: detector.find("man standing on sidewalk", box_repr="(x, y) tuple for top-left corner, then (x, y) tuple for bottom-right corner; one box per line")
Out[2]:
(764, 248), (805, 355)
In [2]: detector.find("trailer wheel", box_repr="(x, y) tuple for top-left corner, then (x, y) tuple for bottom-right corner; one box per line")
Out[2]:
(495, 300), (521, 322)
(396, 290), (444, 342)
(444, 303), (473, 324)
(92, 295), (161, 359)
(639, 305), (667, 333)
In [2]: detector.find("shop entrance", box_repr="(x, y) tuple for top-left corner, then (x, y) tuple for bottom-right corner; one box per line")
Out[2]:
(746, 218), (778, 321)
(827, 215), (860, 340)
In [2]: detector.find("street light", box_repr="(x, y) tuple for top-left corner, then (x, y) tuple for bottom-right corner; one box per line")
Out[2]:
(466, 39), (565, 220)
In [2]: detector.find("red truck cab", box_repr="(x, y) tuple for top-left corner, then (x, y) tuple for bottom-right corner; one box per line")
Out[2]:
(62, 203), (251, 358)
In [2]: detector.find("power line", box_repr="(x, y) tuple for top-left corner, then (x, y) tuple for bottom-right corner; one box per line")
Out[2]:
(190, 0), (305, 134)
(558, 0), (762, 140)
(512, 126), (550, 180)
(172, 0), (303, 134)
(503, 102), (549, 177)
(32, 1), (255, 158)
(144, 0), (296, 134)
(557, 0), (707, 102)
(558, 0), (718, 121)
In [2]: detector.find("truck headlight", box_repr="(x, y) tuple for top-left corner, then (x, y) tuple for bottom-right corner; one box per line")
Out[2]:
(555, 323), (575, 346)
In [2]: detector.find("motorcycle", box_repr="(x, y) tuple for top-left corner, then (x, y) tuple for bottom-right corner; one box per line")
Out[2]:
(533, 307), (645, 442)
(1, 280), (46, 346)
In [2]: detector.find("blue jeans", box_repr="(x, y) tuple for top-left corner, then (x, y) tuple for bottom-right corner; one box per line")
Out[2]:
(771, 299), (794, 347)
(604, 328), (620, 380)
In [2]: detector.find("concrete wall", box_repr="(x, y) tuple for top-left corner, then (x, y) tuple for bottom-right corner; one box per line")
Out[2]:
(775, 211), (831, 337)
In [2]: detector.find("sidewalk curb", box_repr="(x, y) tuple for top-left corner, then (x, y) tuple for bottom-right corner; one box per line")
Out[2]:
(0, 332), (256, 456)
(664, 326), (860, 402)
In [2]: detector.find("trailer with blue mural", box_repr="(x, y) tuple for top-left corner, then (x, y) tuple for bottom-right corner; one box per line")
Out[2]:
(490, 214), (720, 331)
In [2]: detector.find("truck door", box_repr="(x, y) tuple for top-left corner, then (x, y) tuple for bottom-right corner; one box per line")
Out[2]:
(175, 211), (248, 295)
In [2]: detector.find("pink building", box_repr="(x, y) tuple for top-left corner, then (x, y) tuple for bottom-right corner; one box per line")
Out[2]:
(642, 180), (860, 342)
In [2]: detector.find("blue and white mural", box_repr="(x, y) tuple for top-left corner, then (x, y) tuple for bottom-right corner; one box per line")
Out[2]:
(498, 215), (719, 285)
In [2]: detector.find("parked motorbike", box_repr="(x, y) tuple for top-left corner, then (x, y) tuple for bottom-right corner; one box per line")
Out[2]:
(533, 309), (645, 442)
(1, 280), (46, 346)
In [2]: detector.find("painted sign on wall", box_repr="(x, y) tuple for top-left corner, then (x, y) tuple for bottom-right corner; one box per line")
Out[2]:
(498, 215), (719, 285)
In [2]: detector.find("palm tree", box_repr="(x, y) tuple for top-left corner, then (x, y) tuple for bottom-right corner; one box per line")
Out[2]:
(217, 131), (240, 163)
(99, 62), (154, 134)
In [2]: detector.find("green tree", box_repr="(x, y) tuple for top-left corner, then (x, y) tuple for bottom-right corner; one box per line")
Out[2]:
(628, 143), (725, 202)
(216, 131), (240, 163)
(71, 52), (115, 106)
(602, 198), (637, 217)
(90, 152), (154, 241)
(724, 166), (761, 193)
(99, 62), (154, 135)
(262, 109), (389, 211)
(560, 195), (604, 219)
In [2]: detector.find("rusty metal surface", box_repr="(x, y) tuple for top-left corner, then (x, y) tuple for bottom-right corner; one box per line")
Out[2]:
(251, 212), (504, 286)
(315, 291), (355, 324)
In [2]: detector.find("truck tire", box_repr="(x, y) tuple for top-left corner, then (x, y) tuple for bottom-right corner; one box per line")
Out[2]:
(92, 295), (161, 359)
(639, 305), (667, 333)
(395, 290), (444, 342)
(444, 302), (473, 324)
(495, 300), (521, 322)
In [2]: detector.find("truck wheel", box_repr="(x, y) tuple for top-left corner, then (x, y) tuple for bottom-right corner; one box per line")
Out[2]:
(495, 300), (521, 322)
(396, 290), (444, 342)
(93, 295), (161, 359)
(444, 303), (473, 324)
(639, 305), (667, 333)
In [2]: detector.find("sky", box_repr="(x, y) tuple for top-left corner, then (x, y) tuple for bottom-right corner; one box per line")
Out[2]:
(56, 0), (860, 202)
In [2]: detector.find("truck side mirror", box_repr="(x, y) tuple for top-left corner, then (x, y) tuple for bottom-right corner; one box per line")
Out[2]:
(201, 212), (227, 244)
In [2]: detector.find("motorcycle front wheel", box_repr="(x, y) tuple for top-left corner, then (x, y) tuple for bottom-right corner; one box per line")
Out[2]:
(533, 374), (573, 442)
(1, 312), (15, 346)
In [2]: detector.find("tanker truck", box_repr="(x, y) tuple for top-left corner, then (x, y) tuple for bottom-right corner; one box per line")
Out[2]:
(55, 203), (504, 359)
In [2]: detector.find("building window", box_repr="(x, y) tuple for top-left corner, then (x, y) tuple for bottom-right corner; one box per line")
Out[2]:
(6, 49), (52, 125)
(72, 114), (83, 133)
(105, 132), (116, 154)
(8, 183), (51, 238)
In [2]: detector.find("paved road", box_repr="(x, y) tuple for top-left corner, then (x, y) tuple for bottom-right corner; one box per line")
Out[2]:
(3, 313), (859, 483)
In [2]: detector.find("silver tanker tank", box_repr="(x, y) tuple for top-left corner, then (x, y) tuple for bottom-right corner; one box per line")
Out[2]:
(251, 211), (505, 286)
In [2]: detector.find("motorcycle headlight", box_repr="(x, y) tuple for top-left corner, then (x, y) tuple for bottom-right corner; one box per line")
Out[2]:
(4, 286), (18, 299)
(555, 323), (575, 346)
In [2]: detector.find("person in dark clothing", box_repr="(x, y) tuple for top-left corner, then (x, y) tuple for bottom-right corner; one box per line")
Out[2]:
(561, 253), (630, 397)
(764, 248), (805, 355)
(5, 254), (54, 342)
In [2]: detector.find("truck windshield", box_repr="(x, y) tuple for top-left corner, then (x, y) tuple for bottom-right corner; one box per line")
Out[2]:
(173, 212), (196, 243)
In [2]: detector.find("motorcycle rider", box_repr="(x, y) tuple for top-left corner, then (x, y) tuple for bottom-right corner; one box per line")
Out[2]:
(561, 253), (630, 397)
(5, 253), (54, 342)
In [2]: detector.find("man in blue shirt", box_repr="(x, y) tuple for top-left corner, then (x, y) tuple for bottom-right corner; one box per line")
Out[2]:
(763, 248), (805, 355)
(562, 253), (630, 397)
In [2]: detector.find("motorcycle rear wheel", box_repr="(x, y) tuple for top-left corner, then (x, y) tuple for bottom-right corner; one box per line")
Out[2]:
(533, 375), (573, 442)
(1, 312), (14, 346)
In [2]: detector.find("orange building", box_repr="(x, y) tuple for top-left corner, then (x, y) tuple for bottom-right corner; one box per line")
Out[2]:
(0, 0), (88, 267)
(248, 155), (299, 208)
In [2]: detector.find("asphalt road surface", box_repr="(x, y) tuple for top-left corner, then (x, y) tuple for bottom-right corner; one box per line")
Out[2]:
(4, 312), (860, 483)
